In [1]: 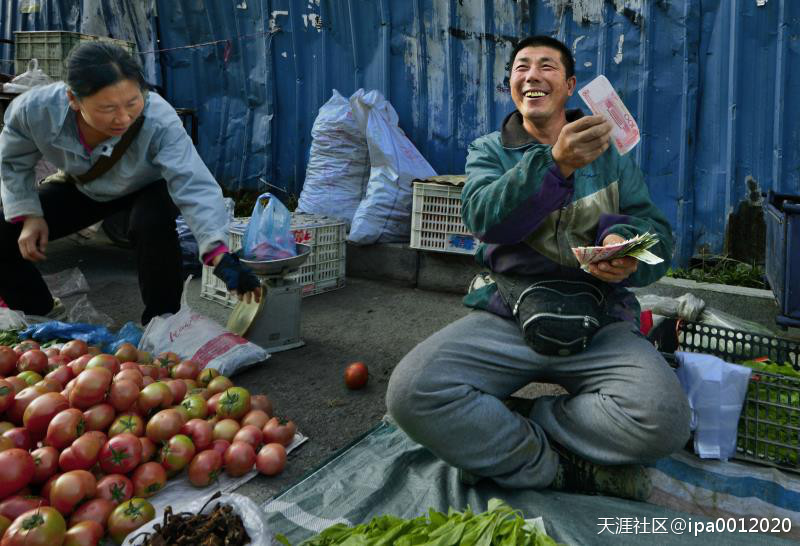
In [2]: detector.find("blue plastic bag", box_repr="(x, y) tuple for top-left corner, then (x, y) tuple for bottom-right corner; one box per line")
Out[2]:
(19, 321), (143, 354)
(242, 193), (297, 260)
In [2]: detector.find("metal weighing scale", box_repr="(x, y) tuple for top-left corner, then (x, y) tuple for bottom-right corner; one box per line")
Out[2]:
(226, 243), (311, 353)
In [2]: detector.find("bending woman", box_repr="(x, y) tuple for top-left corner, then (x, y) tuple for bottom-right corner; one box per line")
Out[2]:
(0, 42), (259, 324)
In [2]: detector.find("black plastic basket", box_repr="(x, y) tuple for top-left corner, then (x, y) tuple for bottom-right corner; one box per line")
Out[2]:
(649, 319), (800, 473)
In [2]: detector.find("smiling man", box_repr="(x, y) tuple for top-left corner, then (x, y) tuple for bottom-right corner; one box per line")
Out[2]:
(387, 36), (690, 500)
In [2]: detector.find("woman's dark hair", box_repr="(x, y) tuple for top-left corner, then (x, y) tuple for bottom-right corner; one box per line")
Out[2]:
(66, 41), (147, 99)
(508, 35), (575, 79)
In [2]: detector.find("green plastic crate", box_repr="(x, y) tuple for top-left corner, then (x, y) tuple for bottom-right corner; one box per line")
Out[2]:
(14, 31), (135, 80)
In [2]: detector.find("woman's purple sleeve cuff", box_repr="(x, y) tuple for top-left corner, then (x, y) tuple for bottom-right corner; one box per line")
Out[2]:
(202, 244), (229, 265)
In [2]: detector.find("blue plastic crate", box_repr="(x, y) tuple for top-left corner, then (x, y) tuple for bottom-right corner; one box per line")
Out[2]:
(765, 191), (800, 328)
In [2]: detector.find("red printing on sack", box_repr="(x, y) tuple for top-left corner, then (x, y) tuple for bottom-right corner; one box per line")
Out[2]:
(191, 332), (248, 365)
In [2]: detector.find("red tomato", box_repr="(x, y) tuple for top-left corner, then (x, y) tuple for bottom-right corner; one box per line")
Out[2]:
(196, 367), (219, 387)
(23, 392), (69, 441)
(85, 354), (120, 376)
(49, 470), (95, 515)
(45, 408), (85, 449)
(145, 408), (184, 443)
(224, 441), (256, 477)
(216, 387), (251, 420)
(0, 380), (14, 414)
(30, 446), (59, 485)
(131, 463), (166, 498)
(181, 418), (213, 451)
(250, 394), (274, 416)
(213, 418), (240, 443)
(170, 360), (199, 380)
(67, 355), (92, 376)
(137, 382), (173, 413)
(344, 361), (369, 390)
(241, 409), (270, 429)
(0, 495), (49, 521)
(59, 433), (102, 471)
(1, 506), (66, 546)
(0, 347), (18, 376)
(99, 433), (142, 474)
(63, 520), (103, 546)
(43, 366), (73, 389)
(60, 340), (88, 360)
(256, 443), (287, 476)
(39, 473), (62, 502)
(261, 417), (297, 447)
(2, 428), (31, 451)
(114, 368), (143, 387)
(139, 436), (156, 463)
(188, 449), (223, 487)
(206, 375), (234, 395)
(165, 379), (187, 402)
(83, 403), (116, 432)
(69, 367), (112, 409)
(180, 394), (208, 420)
(12, 340), (39, 355)
(3, 377), (26, 396)
(156, 351), (180, 364)
(210, 439), (230, 457)
(206, 392), (222, 414)
(108, 413), (145, 437)
(46, 354), (70, 370)
(159, 434), (196, 474)
(108, 379), (139, 413)
(114, 343), (139, 364)
(107, 498), (155, 545)
(16, 349), (48, 374)
(96, 475), (133, 505)
(69, 497), (114, 530)
(6, 385), (47, 425)
(233, 425), (263, 450)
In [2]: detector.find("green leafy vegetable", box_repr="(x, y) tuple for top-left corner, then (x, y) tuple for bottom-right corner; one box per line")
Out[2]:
(275, 498), (561, 546)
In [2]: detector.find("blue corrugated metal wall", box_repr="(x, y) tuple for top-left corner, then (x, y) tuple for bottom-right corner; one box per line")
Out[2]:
(2, 0), (800, 265)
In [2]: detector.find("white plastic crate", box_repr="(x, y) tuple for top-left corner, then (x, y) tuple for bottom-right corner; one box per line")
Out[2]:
(200, 213), (346, 307)
(410, 181), (479, 255)
(14, 31), (135, 80)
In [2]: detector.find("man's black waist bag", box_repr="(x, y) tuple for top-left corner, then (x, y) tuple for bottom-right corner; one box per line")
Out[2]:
(493, 274), (607, 357)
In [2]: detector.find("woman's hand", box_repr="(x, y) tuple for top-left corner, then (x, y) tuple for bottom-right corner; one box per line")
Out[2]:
(18, 216), (49, 262)
(586, 233), (638, 283)
(212, 253), (262, 304)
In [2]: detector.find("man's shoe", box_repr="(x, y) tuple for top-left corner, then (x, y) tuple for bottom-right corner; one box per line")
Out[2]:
(45, 297), (67, 321)
(550, 444), (652, 501)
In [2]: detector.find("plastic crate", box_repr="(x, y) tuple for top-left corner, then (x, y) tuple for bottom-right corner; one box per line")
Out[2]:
(765, 191), (800, 328)
(410, 181), (479, 255)
(14, 31), (135, 80)
(200, 213), (346, 307)
(649, 318), (800, 473)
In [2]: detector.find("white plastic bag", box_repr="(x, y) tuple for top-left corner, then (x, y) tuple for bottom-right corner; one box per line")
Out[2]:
(347, 89), (436, 244)
(297, 89), (370, 227)
(138, 280), (269, 376)
(3, 58), (52, 93)
(126, 491), (275, 545)
(675, 352), (751, 461)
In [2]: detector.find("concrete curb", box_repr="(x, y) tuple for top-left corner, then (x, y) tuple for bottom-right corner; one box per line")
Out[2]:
(346, 242), (793, 335)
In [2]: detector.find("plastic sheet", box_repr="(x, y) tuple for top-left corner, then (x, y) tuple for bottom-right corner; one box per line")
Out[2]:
(18, 320), (142, 353)
(125, 432), (307, 545)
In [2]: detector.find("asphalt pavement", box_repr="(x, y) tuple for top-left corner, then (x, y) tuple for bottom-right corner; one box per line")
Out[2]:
(36, 232), (474, 505)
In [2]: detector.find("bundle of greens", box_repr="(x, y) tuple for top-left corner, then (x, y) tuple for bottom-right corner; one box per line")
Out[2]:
(276, 499), (560, 546)
(738, 358), (800, 465)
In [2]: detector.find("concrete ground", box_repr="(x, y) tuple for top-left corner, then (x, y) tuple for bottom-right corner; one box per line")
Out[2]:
(32, 231), (793, 507)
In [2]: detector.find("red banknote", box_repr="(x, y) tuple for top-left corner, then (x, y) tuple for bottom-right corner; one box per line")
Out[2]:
(578, 75), (640, 155)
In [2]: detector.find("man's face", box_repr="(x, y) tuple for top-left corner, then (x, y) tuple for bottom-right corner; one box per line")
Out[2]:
(510, 46), (576, 124)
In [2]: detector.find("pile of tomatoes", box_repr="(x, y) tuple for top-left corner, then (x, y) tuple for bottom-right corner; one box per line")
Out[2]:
(0, 338), (296, 545)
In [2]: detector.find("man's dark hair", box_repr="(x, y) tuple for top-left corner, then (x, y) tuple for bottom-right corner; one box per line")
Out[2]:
(66, 41), (147, 99)
(508, 35), (575, 79)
